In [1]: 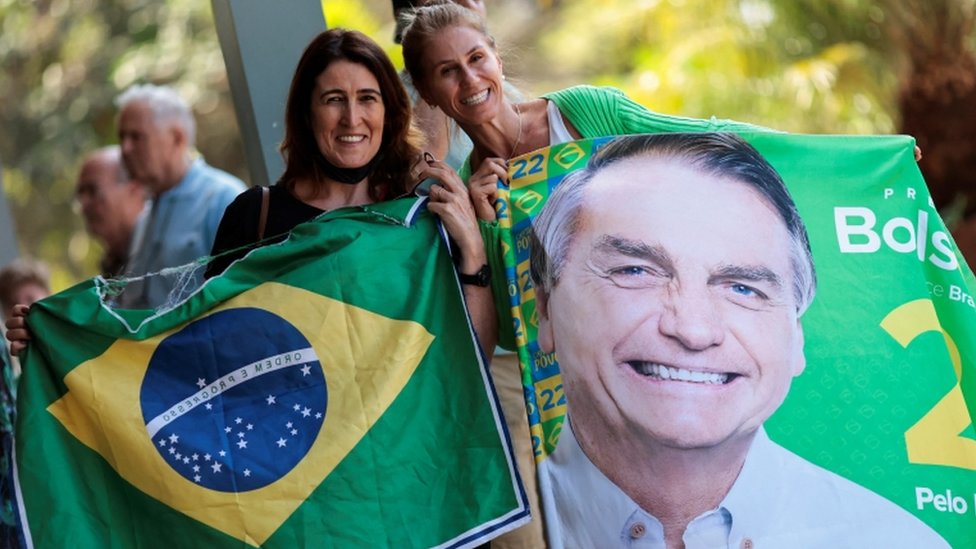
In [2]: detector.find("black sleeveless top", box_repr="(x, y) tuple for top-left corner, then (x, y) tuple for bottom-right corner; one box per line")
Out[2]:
(204, 184), (325, 279)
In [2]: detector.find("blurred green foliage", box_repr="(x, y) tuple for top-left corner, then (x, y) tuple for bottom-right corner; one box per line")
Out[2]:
(1, 0), (246, 289)
(527, 0), (899, 133)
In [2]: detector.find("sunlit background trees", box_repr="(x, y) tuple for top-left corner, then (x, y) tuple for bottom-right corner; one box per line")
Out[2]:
(2, 0), (974, 289)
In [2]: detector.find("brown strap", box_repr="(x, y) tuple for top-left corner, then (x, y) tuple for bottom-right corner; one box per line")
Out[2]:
(257, 186), (270, 241)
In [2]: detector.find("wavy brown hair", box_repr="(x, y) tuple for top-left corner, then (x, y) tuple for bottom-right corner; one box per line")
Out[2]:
(279, 28), (423, 199)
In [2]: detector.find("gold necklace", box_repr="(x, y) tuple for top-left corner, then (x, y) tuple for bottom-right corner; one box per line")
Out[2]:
(510, 102), (523, 159)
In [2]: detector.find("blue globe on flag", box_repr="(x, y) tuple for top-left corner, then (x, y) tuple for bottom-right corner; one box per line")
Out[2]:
(140, 307), (327, 492)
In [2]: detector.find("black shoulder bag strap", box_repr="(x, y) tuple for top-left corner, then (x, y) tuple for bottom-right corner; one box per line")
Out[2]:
(257, 186), (270, 241)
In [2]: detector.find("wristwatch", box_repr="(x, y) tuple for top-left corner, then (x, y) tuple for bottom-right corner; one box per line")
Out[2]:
(459, 264), (491, 287)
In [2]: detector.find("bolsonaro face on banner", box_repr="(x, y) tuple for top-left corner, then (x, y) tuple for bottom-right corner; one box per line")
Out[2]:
(531, 133), (815, 458)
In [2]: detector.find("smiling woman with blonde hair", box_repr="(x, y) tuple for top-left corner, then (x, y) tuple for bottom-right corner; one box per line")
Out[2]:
(399, 0), (764, 343)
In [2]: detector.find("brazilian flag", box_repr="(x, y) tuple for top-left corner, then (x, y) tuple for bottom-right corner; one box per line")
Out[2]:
(13, 197), (529, 548)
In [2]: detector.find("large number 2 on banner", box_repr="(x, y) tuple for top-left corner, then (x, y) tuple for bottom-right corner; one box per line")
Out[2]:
(881, 299), (976, 470)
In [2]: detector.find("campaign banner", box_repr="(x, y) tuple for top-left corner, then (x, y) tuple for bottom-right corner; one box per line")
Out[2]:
(14, 197), (529, 548)
(498, 133), (976, 547)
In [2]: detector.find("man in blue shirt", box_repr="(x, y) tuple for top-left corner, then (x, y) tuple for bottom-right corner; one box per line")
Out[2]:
(115, 84), (245, 310)
(74, 146), (147, 278)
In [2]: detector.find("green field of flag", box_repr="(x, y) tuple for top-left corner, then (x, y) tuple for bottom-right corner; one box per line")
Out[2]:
(14, 197), (529, 548)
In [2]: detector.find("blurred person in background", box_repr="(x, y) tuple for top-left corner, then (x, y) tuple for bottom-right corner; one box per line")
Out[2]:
(115, 83), (246, 309)
(0, 257), (51, 548)
(0, 256), (51, 373)
(74, 146), (147, 278)
(0, 258), (50, 325)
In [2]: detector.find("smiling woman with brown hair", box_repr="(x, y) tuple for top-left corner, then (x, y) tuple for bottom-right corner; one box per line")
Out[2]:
(205, 28), (425, 278)
(9, 28), (497, 364)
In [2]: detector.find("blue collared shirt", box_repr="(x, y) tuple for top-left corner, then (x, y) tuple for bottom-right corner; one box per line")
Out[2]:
(543, 420), (949, 548)
(121, 158), (245, 310)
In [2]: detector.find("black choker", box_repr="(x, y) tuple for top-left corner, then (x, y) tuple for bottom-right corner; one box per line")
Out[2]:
(320, 152), (384, 185)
